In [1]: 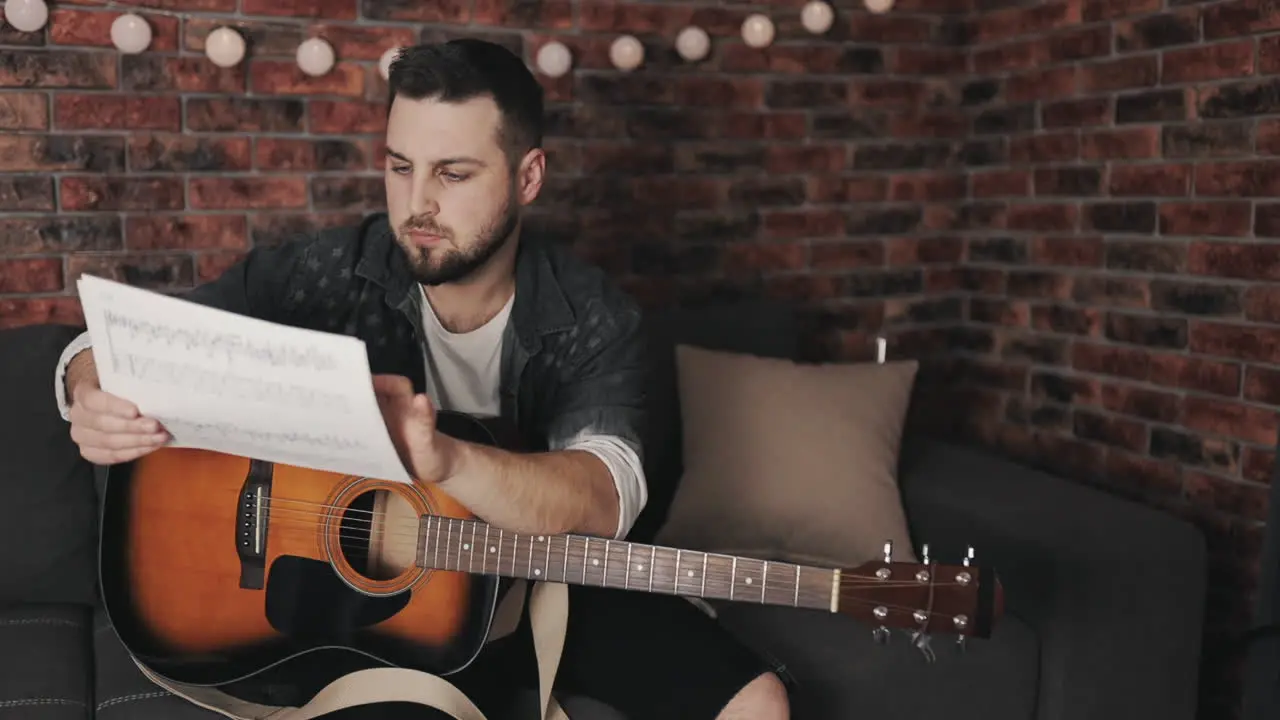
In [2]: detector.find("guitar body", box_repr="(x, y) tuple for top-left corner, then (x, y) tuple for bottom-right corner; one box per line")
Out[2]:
(98, 411), (516, 689)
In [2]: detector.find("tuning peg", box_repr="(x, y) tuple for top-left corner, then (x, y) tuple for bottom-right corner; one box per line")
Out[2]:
(963, 546), (974, 567)
(873, 626), (891, 645)
(883, 540), (893, 563)
(956, 636), (967, 653)
(921, 543), (930, 564)
(911, 631), (937, 663)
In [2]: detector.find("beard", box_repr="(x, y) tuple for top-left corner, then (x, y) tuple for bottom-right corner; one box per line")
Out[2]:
(394, 186), (520, 286)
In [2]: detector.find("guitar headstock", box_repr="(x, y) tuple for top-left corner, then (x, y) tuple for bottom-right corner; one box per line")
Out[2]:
(837, 542), (1003, 659)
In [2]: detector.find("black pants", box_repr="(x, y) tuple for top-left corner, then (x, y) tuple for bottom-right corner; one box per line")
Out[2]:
(318, 584), (778, 719)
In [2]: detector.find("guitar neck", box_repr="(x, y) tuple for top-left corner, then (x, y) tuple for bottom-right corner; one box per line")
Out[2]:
(415, 515), (839, 612)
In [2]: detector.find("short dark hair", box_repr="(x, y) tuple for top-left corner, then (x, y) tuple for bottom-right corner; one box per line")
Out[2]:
(386, 39), (544, 164)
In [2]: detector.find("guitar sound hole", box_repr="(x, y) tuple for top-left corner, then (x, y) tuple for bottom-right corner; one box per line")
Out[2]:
(337, 489), (416, 582)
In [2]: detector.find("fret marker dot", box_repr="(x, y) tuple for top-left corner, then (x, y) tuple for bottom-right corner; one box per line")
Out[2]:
(687, 570), (695, 577)
(537, 536), (545, 541)
(462, 544), (470, 550)
(592, 558), (600, 566)
(745, 577), (753, 585)
(534, 569), (541, 576)
(489, 546), (496, 553)
(636, 564), (644, 571)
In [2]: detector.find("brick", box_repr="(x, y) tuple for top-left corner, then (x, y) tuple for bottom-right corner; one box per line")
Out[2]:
(1262, 36), (1280, 74)
(183, 19), (304, 56)
(0, 177), (55, 211)
(1190, 321), (1280, 363)
(814, 113), (887, 140)
(1244, 286), (1280, 322)
(849, 12), (935, 43)
(1042, 97), (1110, 128)
(1245, 366), (1280, 405)
(1081, 127), (1160, 159)
(723, 46), (840, 75)
(1242, 446), (1275, 485)
(1035, 167), (1102, 196)
(1006, 66), (1078, 102)
(1031, 236), (1104, 266)
(0, 135), (124, 172)
(1184, 397), (1279, 446)
(1199, 78), (1280, 119)
(1010, 132), (1079, 163)
(256, 138), (366, 171)
(1109, 164), (1190, 196)
(675, 77), (763, 109)
(1185, 473), (1271, 522)
(973, 41), (1036, 74)
(50, 9), (179, 51)
(472, 0), (573, 28)
(810, 241), (886, 270)
(1080, 56), (1158, 93)
(889, 173), (967, 202)
(1032, 304), (1103, 335)
(1048, 25), (1113, 61)
(1149, 279), (1243, 316)
(975, 1), (1079, 43)
(1188, 242), (1280, 281)
(1257, 204), (1280, 237)
(360, 0), (470, 22)
(126, 215), (248, 251)
(0, 50), (116, 88)
(1150, 427), (1238, 473)
(0, 298), (83, 330)
(673, 212), (757, 244)
(766, 145), (846, 174)
(1106, 240), (1186, 273)
(187, 98), (305, 133)
(1086, 201), (1157, 233)
(189, 177), (308, 210)
(1159, 202), (1253, 237)
(1074, 275), (1151, 307)
(724, 242), (807, 275)
(893, 47), (961, 75)
(250, 61), (363, 97)
(847, 207), (923, 235)
(54, 94), (179, 131)
(67, 253), (194, 291)
(765, 80), (846, 108)
(60, 177), (185, 211)
(1083, 0), (1162, 23)
(1203, 0), (1280, 39)
(974, 105), (1036, 135)
(972, 169), (1030, 197)
(128, 134), (251, 172)
(1163, 40), (1254, 84)
(1164, 121), (1254, 158)
(0, 217), (121, 255)
(0, 93), (48, 130)
(1102, 383), (1182, 423)
(1196, 161), (1280, 196)
(122, 56), (243, 93)
(1074, 409), (1148, 452)
(312, 177), (384, 211)
(308, 100), (383, 134)
(241, 0), (357, 18)
(1114, 8), (1200, 50)
(0, 258), (63, 294)
(1106, 312), (1188, 349)
(1116, 88), (1188, 123)
(1006, 203), (1077, 231)
(722, 177), (802, 206)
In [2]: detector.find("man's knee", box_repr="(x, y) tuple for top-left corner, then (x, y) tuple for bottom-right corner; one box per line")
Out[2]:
(717, 671), (789, 720)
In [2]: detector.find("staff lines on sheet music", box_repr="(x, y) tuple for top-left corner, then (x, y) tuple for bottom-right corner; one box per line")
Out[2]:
(111, 352), (352, 413)
(102, 308), (341, 372)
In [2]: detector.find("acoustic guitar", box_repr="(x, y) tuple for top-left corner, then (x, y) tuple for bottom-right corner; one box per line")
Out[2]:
(98, 410), (1004, 690)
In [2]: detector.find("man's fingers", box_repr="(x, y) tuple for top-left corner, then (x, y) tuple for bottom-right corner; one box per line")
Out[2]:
(81, 444), (161, 466)
(70, 424), (168, 453)
(372, 374), (414, 397)
(75, 386), (141, 419)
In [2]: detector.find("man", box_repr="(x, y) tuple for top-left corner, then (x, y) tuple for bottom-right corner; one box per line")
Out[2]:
(55, 39), (789, 720)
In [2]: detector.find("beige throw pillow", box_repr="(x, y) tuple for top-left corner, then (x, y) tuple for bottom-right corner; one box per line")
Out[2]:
(654, 344), (919, 569)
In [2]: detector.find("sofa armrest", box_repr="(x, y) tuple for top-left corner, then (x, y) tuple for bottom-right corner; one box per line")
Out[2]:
(897, 438), (1207, 720)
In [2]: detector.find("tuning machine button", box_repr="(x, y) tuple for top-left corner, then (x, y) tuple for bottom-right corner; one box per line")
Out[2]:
(883, 540), (893, 563)
(873, 626), (891, 645)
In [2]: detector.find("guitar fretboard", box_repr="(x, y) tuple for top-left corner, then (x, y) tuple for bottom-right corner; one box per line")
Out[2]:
(415, 515), (836, 611)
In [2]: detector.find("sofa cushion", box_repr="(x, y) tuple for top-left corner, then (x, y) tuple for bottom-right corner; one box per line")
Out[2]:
(656, 345), (920, 568)
(712, 601), (1039, 720)
(0, 323), (99, 608)
(0, 604), (93, 719)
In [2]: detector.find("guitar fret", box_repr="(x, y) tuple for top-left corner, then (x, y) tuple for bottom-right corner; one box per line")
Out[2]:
(625, 545), (632, 590)
(793, 564), (800, 606)
(730, 557), (738, 601)
(700, 553), (707, 597)
(761, 561), (768, 603)
(603, 540), (611, 585)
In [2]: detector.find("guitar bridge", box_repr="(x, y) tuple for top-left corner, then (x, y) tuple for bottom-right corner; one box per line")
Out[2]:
(236, 459), (273, 590)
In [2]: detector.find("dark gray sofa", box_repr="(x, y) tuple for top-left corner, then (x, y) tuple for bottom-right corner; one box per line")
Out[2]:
(1, 301), (1208, 720)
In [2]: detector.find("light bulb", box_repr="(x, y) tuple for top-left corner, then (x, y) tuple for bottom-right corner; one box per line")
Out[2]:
(741, 14), (775, 49)
(535, 41), (572, 78)
(675, 26), (710, 62)
(379, 46), (401, 81)
(609, 34), (644, 72)
(801, 1), (835, 34)
(297, 37), (335, 77)
(205, 26), (245, 68)
(865, 0), (895, 14)
(2, 0), (48, 33)
(110, 13), (152, 54)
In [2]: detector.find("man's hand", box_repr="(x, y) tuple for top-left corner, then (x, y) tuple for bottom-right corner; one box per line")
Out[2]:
(372, 374), (460, 485)
(65, 351), (170, 465)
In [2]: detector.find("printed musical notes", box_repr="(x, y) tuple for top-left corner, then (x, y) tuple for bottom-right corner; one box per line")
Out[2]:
(76, 274), (413, 483)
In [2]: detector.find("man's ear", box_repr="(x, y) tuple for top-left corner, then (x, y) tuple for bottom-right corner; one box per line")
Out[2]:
(515, 147), (546, 206)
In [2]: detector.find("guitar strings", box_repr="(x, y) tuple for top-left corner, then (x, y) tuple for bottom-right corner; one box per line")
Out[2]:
(255, 505), (977, 595)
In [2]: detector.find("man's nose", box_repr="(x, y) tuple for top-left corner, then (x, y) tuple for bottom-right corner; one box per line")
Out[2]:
(409, 176), (440, 218)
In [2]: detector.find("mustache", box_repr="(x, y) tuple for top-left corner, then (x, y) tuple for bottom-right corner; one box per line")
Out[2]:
(400, 218), (450, 238)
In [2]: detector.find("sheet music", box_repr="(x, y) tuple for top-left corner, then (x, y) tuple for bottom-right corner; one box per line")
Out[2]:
(76, 274), (413, 483)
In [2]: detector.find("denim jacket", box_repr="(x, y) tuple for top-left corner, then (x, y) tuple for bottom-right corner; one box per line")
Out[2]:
(177, 213), (650, 468)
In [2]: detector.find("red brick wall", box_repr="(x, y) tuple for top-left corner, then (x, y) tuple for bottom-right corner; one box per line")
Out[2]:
(0, 0), (1272, 717)
(958, 0), (1276, 716)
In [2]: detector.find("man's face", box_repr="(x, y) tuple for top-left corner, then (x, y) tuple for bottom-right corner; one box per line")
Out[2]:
(384, 94), (543, 286)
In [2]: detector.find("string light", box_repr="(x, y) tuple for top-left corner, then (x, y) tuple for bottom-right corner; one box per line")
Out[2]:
(2, 0), (49, 33)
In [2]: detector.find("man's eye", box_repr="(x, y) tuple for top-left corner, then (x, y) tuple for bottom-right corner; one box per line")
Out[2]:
(443, 172), (468, 182)
(391, 165), (411, 175)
